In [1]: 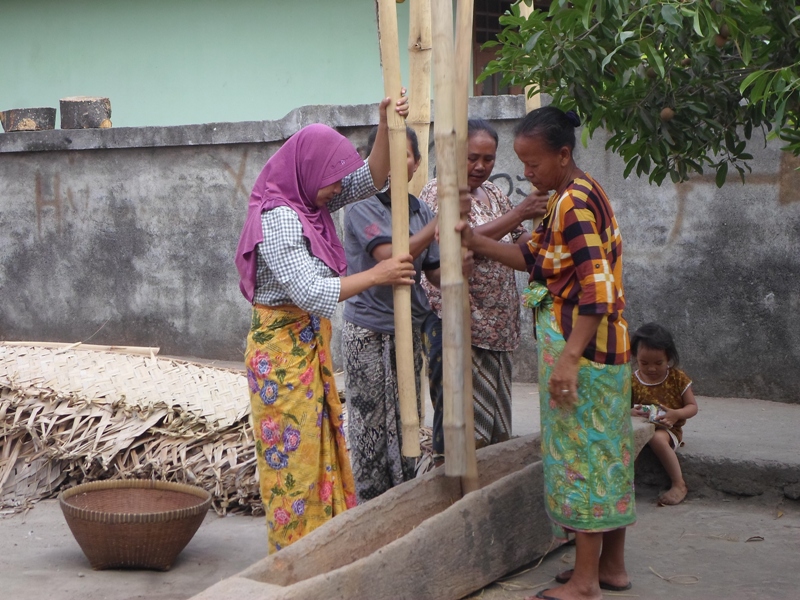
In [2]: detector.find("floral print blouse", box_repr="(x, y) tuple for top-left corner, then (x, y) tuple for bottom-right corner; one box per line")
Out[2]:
(420, 179), (525, 352)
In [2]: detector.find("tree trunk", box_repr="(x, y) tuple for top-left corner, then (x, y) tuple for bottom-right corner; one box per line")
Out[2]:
(0, 108), (56, 132)
(59, 96), (112, 129)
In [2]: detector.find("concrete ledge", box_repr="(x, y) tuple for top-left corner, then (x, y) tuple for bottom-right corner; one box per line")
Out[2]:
(634, 396), (800, 499)
(635, 445), (800, 498)
(189, 422), (653, 600)
(0, 95), (528, 154)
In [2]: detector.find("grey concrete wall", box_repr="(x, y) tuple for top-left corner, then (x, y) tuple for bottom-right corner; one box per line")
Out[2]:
(1, 96), (798, 402)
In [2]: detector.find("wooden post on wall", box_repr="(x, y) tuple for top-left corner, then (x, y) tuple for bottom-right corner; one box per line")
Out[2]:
(407, 0), (433, 197)
(518, 1), (540, 112)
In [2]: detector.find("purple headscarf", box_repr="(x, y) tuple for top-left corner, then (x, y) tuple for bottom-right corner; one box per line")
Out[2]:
(235, 124), (365, 302)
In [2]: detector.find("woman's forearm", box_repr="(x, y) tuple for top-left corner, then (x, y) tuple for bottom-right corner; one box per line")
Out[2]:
(468, 232), (526, 271)
(339, 270), (377, 302)
(474, 206), (525, 241)
(560, 314), (603, 364)
(372, 218), (437, 262)
(368, 121), (391, 189)
(339, 254), (416, 301)
(367, 95), (407, 188)
(424, 268), (441, 288)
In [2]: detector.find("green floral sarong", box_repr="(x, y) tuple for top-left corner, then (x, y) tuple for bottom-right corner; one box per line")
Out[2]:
(525, 282), (636, 539)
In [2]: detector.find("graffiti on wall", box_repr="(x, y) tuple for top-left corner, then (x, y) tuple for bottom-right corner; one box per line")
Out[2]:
(221, 148), (250, 206)
(488, 172), (533, 203)
(34, 173), (63, 235)
(34, 173), (91, 238)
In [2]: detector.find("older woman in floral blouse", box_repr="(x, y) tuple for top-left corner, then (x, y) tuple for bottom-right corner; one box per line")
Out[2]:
(420, 119), (547, 460)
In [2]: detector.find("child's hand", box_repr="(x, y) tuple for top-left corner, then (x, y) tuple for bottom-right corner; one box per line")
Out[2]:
(378, 88), (409, 124)
(654, 406), (678, 427)
(631, 405), (647, 418)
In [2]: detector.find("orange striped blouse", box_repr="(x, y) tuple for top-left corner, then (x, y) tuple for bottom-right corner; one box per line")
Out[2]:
(520, 174), (630, 365)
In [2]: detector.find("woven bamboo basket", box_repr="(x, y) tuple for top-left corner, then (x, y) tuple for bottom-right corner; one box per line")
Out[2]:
(58, 479), (211, 571)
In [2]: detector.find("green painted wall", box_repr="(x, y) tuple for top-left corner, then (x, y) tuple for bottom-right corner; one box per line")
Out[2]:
(0, 0), (412, 127)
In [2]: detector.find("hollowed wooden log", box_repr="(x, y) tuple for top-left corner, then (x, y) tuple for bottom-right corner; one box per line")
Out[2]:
(189, 422), (654, 600)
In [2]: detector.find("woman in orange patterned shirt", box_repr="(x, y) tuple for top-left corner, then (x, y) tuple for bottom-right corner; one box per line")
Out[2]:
(460, 106), (635, 600)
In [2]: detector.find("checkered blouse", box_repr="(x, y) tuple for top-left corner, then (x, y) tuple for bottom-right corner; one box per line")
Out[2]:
(253, 164), (383, 319)
(521, 174), (630, 365)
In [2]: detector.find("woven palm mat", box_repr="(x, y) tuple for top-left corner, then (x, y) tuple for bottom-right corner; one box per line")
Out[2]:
(0, 344), (261, 516)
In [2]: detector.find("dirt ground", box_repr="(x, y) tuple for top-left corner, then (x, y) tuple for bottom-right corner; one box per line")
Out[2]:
(0, 502), (268, 600)
(468, 485), (800, 600)
(1, 485), (797, 600)
(2, 384), (798, 599)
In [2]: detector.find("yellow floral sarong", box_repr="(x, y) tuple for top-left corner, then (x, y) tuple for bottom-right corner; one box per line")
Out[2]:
(245, 304), (356, 553)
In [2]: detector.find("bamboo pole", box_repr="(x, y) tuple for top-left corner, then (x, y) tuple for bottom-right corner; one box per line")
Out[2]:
(518, 1), (540, 112)
(454, 0), (479, 492)
(407, 0), (432, 197)
(431, 0), (470, 478)
(377, 0), (420, 458)
(407, 0), (433, 426)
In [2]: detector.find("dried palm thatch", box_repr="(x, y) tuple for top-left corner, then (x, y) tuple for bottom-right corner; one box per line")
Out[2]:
(0, 344), (263, 517)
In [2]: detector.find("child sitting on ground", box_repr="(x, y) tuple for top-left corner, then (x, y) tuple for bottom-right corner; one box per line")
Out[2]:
(631, 323), (698, 506)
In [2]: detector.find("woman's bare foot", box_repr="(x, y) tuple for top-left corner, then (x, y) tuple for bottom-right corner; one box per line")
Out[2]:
(658, 482), (688, 505)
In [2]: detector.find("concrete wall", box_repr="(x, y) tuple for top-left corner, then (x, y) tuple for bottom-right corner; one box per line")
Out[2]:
(1, 96), (799, 403)
(0, 0), (408, 127)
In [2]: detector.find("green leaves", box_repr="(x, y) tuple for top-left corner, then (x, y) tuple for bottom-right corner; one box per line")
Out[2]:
(660, 4), (682, 27)
(481, 0), (800, 187)
(715, 162), (728, 187)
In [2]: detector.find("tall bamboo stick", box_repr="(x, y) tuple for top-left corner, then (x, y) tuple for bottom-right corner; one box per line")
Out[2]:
(431, 0), (470, 478)
(407, 0), (432, 197)
(454, 0), (479, 492)
(377, 0), (420, 458)
(407, 0), (433, 426)
(518, 1), (540, 112)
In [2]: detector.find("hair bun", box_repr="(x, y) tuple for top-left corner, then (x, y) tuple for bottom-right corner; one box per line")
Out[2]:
(565, 110), (581, 127)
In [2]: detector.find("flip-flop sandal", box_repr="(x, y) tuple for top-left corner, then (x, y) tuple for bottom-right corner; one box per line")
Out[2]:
(600, 581), (633, 591)
(554, 570), (572, 584)
(554, 569), (632, 591)
(534, 589), (563, 600)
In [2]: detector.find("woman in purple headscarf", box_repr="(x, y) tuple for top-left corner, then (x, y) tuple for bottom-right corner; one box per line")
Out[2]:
(235, 96), (415, 553)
